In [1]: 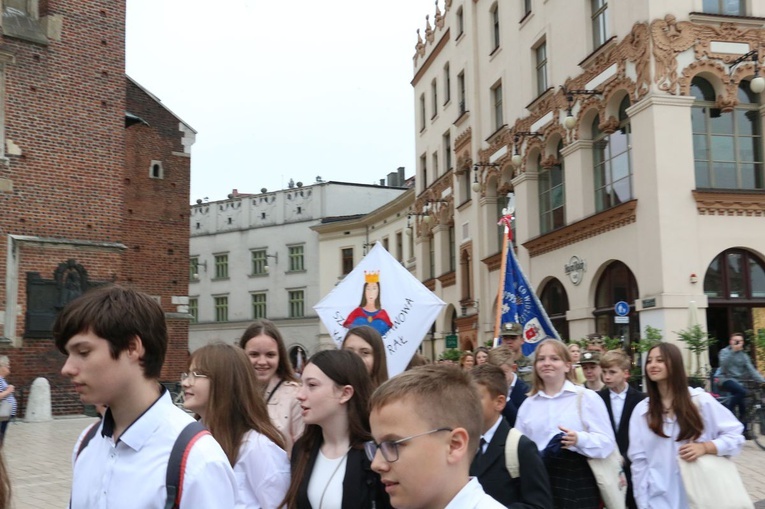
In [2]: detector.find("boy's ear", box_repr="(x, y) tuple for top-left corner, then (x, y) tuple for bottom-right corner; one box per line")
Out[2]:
(494, 394), (507, 413)
(446, 427), (471, 465)
(126, 335), (146, 363)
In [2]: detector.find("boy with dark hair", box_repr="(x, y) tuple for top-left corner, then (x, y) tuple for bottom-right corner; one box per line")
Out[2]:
(55, 285), (236, 509)
(367, 365), (504, 508)
(598, 349), (645, 509)
(469, 364), (552, 509)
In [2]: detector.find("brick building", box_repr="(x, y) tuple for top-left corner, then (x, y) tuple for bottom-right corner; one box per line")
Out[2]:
(0, 2), (193, 414)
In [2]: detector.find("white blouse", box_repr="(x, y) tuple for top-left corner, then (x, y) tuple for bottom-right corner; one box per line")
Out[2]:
(234, 430), (291, 509)
(515, 380), (616, 459)
(627, 387), (744, 509)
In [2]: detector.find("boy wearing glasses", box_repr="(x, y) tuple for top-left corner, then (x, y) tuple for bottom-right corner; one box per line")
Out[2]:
(367, 365), (505, 509)
(54, 286), (236, 508)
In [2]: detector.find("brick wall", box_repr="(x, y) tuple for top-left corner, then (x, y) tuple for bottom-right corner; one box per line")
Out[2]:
(0, 1), (192, 415)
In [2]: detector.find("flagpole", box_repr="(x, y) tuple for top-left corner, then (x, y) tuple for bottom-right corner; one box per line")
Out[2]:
(494, 225), (510, 340)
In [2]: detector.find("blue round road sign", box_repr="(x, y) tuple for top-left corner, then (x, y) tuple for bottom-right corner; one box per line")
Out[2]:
(614, 301), (630, 316)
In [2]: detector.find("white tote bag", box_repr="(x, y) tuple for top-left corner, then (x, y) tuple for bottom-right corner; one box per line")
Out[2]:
(678, 454), (753, 509)
(0, 399), (12, 422)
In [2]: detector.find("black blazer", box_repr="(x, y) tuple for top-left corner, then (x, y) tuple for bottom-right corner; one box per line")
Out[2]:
(597, 386), (646, 457)
(598, 386), (646, 509)
(292, 437), (392, 509)
(501, 376), (529, 427)
(470, 418), (553, 509)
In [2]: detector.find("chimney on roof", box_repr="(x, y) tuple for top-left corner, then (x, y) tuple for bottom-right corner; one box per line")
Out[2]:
(398, 167), (405, 183)
(379, 179), (385, 186)
(387, 172), (398, 187)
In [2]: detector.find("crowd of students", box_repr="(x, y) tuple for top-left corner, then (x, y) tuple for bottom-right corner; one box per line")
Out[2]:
(49, 285), (752, 509)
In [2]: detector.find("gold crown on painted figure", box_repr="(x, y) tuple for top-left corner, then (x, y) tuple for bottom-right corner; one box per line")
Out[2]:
(364, 271), (380, 283)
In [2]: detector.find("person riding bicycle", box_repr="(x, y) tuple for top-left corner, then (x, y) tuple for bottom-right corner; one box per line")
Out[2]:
(718, 332), (765, 440)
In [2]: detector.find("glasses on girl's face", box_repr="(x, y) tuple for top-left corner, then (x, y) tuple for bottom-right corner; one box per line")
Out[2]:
(364, 427), (453, 463)
(180, 372), (208, 384)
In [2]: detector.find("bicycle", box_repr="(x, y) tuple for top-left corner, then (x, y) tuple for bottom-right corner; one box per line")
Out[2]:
(741, 380), (765, 451)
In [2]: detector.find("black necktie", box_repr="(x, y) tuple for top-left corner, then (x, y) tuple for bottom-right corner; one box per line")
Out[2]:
(475, 437), (487, 460)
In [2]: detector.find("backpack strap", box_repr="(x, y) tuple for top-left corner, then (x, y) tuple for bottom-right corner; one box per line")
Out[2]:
(164, 421), (210, 509)
(503, 427), (523, 478)
(75, 421), (101, 460)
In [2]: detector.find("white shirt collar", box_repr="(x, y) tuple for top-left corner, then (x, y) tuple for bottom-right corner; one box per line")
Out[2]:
(536, 379), (578, 399)
(610, 390), (626, 401)
(482, 415), (503, 447)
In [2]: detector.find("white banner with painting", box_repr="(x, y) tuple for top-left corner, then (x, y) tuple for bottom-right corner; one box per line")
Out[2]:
(313, 242), (446, 377)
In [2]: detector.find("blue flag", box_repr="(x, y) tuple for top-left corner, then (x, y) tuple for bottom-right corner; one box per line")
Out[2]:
(501, 247), (560, 355)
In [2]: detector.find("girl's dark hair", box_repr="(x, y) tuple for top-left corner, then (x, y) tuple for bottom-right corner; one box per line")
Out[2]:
(358, 282), (382, 309)
(342, 325), (389, 388)
(644, 343), (703, 441)
(238, 319), (299, 384)
(190, 342), (285, 466)
(283, 350), (373, 509)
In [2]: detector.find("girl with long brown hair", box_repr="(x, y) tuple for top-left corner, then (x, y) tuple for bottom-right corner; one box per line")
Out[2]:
(240, 319), (304, 454)
(283, 349), (391, 509)
(341, 325), (389, 389)
(183, 342), (290, 508)
(627, 342), (743, 508)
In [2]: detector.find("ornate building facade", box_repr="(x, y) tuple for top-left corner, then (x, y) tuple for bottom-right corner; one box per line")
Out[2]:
(412, 0), (765, 367)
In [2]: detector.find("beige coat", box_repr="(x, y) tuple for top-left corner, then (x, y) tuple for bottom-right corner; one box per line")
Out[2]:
(266, 380), (304, 455)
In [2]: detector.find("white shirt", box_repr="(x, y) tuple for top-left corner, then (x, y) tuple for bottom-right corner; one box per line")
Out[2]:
(70, 390), (236, 509)
(480, 416), (503, 454)
(515, 380), (616, 459)
(628, 388), (744, 509)
(306, 450), (348, 509)
(609, 386), (627, 429)
(234, 430), (290, 509)
(444, 478), (505, 509)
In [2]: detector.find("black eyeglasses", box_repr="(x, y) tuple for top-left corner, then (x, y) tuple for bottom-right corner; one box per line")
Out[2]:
(180, 372), (208, 385)
(364, 428), (453, 463)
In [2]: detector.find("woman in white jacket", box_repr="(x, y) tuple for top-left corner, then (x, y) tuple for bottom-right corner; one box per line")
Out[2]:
(628, 342), (744, 509)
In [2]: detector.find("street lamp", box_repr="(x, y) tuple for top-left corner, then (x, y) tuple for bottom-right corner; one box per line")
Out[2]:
(511, 132), (542, 166)
(730, 49), (765, 94)
(562, 87), (601, 130)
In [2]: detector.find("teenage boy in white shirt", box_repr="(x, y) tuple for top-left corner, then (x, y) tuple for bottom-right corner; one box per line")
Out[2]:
(598, 350), (645, 509)
(54, 285), (236, 509)
(367, 365), (504, 509)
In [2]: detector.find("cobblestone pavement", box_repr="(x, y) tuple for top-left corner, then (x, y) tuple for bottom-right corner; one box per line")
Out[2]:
(3, 416), (765, 508)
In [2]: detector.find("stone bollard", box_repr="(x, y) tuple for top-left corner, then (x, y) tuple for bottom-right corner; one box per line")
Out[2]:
(25, 377), (52, 422)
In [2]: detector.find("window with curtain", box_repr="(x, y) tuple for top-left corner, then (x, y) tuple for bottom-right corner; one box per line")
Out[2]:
(593, 96), (632, 212)
(691, 77), (763, 190)
(539, 141), (565, 234)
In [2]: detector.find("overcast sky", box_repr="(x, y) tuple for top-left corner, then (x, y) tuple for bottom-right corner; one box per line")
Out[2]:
(125, 0), (441, 202)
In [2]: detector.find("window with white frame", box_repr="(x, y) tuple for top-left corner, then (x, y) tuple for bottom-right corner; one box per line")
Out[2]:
(444, 63), (451, 104)
(448, 226), (456, 272)
(691, 77), (763, 190)
(593, 96), (633, 212)
(419, 94), (426, 131)
(214, 253), (229, 279)
(432, 152), (439, 177)
(214, 296), (228, 322)
(421, 153), (428, 189)
(251, 293), (267, 319)
(492, 82), (504, 130)
(251, 249), (267, 275)
(428, 237), (436, 279)
(535, 41), (548, 96)
(490, 3), (500, 51)
(456, 7), (464, 37)
(702, 0), (745, 15)
(539, 141), (566, 234)
(149, 160), (164, 179)
(189, 257), (199, 280)
(288, 245), (305, 272)
(591, 0), (608, 48)
(188, 297), (198, 323)
(431, 79), (438, 118)
(288, 290), (305, 318)
(458, 71), (466, 114)
(524, 0), (532, 17)
(443, 131), (452, 170)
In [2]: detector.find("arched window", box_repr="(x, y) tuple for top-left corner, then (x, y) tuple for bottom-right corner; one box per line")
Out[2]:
(540, 278), (570, 340)
(593, 261), (639, 342)
(692, 77), (763, 189)
(539, 140), (565, 233)
(704, 248), (765, 366)
(593, 96), (632, 212)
